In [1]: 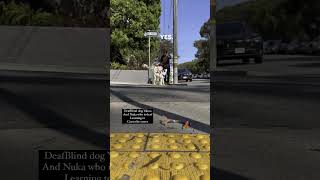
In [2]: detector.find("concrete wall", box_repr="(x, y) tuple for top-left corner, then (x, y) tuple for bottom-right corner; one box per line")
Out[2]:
(110, 70), (148, 84)
(0, 26), (109, 68)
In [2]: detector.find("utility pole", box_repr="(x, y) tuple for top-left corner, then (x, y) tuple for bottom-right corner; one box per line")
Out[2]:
(148, 32), (151, 83)
(173, 0), (178, 84)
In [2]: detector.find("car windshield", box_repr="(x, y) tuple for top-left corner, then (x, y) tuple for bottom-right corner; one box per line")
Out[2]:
(217, 23), (245, 36)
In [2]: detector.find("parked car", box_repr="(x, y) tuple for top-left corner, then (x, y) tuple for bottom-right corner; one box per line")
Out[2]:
(286, 41), (300, 54)
(178, 69), (192, 82)
(202, 73), (209, 79)
(270, 41), (282, 54)
(297, 42), (313, 54)
(311, 40), (320, 55)
(263, 42), (271, 54)
(264, 40), (282, 54)
(192, 74), (197, 79)
(196, 73), (202, 79)
(216, 22), (264, 63)
(279, 42), (289, 54)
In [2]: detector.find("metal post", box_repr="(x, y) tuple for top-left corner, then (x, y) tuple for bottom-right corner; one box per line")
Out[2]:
(173, 0), (178, 84)
(148, 35), (151, 83)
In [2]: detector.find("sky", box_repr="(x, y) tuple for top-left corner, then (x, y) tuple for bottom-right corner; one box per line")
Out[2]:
(160, 0), (250, 63)
(160, 0), (210, 63)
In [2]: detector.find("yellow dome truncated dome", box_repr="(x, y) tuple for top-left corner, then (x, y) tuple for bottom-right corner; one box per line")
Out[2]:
(110, 133), (210, 180)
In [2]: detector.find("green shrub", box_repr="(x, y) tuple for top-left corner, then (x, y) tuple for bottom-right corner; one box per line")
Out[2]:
(31, 11), (54, 26)
(0, 1), (109, 27)
(0, 1), (33, 25)
(111, 62), (128, 70)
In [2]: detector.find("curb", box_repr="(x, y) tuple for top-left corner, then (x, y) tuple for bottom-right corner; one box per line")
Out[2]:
(0, 69), (106, 81)
(110, 82), (188, 87)
(213, 70), (247, 76)
(213, 79), (320, 87)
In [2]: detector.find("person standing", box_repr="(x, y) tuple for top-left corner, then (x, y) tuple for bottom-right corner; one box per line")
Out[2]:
(160, 48), (171, 83)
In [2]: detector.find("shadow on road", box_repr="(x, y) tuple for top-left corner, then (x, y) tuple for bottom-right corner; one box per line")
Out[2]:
(0, 87), (107, 149)
(213, 167), (253, 180)
(111, 85), (210, 94)
(217, 62), (245, 67)
(110, 89), (211, 134)
(214, 81), (320, 100)
(290, 62), (320, 68)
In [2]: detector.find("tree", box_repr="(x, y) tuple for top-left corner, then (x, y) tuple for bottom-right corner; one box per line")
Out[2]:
(179, 59), (203, 74)
(0, 0), (108, 27)
(216, 0), (320, 41)
(110, 0), (161, 68)
(194, 19), (210, 72)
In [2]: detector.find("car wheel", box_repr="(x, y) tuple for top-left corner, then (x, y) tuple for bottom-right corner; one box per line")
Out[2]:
(190, 79), (192, 82)
(254, 56), (263, 64)
(242, 58), (250, 64)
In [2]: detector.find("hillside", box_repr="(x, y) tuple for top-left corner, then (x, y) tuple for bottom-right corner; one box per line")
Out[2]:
(216, 0), (320, 41)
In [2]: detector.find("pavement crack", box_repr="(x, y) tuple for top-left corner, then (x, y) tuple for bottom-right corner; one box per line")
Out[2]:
(141, 154), (162, 168)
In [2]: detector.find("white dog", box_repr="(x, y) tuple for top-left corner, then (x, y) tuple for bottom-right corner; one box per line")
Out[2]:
(152, 65), (167, 85)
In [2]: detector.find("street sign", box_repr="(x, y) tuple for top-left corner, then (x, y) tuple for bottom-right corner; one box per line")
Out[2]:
(144, 31), (158, 37)
(144, 31), (158, 84)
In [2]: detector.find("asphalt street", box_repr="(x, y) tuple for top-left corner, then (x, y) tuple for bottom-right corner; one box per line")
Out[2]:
(218, 55), (320, 77)
(0, 76), (107, 179)
(110, 79), (210, 134)
(213, 55), (320, 180)
(0, 26), (109, 180)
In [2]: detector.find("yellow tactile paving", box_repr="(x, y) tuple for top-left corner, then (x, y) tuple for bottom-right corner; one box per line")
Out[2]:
(110, 152), (210, 180)
(110, 133), (148, 151)
(110, 133), (211, 180)
(146, 133), (210, 152)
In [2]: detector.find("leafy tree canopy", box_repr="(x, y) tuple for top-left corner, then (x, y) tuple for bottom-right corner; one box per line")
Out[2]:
(193, 17), (210, 73)
(111, 0), (161, 68)
(217, 0), (320, 41)
(0, 0), (108, 27)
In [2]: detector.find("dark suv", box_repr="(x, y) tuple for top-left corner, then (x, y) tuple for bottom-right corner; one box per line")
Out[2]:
(178, 69), (192, 82)
(217, 22), (263, 63)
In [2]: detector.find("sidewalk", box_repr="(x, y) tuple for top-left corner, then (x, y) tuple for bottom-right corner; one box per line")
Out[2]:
(110, 101), (210, 134)
(110, 81), (188, 87)
(110, 81), (152, 86)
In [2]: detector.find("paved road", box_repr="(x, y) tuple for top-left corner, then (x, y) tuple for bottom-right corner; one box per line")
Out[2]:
(0, 26), (108, 179)
(0, 76), (107, 179)
(213, 55), (320, 179)
(218, 55), (320, 76)
(110, 79), (210, 134)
